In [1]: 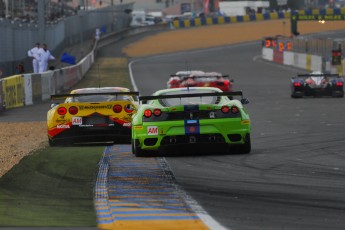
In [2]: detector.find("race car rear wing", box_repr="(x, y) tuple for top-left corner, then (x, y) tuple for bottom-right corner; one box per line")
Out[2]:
(170, 74), (230, 79)
(293, 73), (341, 79)
(51, 91), (139, 100)
(139, 91), (244, 103)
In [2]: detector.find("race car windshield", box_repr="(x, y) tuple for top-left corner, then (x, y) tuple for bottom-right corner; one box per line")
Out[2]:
(160, 89), (219, 106)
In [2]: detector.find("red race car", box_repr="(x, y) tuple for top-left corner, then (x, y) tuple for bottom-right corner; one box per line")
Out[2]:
(167, 71), (234, 92)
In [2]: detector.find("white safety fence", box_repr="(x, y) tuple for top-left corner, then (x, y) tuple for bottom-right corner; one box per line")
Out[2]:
(262, 47), (344, 75)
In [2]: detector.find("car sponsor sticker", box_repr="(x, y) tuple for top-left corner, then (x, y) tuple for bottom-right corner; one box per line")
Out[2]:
(56, 118), (68, 123)
(72, 116), (82, 125)
(79, 105), (112, 110)
(57, 124), (70, 129)
(123, 122), (131, 127)
(147, 126), (158, 135)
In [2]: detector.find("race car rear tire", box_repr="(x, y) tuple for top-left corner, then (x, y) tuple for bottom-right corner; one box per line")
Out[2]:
(331, 91), (344, 97)
(48, 138), (58, 147)
(238, 134), (251, 154)
(291, 94), (302, 98)
(131, 139), (136, 154)
(132, 139), (150, 157)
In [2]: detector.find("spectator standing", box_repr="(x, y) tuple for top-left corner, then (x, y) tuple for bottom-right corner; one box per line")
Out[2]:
(37, 44), (55, 73)
(27, 42), (40, 73)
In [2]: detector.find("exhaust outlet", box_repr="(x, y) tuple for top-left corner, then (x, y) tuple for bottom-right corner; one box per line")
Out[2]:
(189, 136), (196, 143)
(209, 135), (216, 142)
(169, 137), (177, 144)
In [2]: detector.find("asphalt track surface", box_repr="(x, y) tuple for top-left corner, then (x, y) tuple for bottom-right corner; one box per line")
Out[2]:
(128, 43), (345, 229)
(3, 34), (345, 229)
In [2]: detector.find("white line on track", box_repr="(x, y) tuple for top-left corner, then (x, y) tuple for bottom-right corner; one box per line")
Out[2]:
(158, 157), (228, 230)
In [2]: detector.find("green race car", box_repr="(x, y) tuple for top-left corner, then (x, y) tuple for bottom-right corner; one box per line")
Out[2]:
(131, 87), (251, 157)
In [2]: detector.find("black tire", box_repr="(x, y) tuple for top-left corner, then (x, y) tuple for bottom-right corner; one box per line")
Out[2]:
(132, 139), (149, 157)
(238, 134), (251, 154)
(131, 139), (136, 154)
(48, 138), (58, 147)
(331, 91), (344, 98)
(291, 94), (302, 98)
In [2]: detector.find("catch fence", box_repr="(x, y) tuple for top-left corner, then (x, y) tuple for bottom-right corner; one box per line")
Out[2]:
(0, 3), (133, 78)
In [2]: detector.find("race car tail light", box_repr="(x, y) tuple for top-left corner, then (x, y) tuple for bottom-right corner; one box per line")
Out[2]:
(221, 106), (230, 113)
(113, 104), (122, 113)
(224, 80), (230, 86)
(153, 108), (162, 116)
(230, 106), (239, 114)
(294, 82), (301, 87)
(124, 104), (134, 113)
(144, 109), (152, 118)
(69, 106), (78, 115)
(336, 82), (343, 87)
(57, 107), (67, 115)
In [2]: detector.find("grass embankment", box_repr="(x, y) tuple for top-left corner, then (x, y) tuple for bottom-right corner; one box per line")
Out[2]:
(0, 57), (131, 227)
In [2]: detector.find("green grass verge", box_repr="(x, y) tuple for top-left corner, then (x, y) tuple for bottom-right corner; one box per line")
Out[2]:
(72, 58), (133, 90)
(0, 146), (104, 227)
(0, 57), (131, 227)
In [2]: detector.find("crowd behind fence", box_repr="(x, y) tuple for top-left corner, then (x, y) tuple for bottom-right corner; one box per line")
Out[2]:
(0, 3), (133, 78)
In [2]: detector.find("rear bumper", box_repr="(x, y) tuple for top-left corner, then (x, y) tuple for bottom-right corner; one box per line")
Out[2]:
(292, 86), (344, 97)
(133, 119), (250, 151)
(49, 124), (131, 144)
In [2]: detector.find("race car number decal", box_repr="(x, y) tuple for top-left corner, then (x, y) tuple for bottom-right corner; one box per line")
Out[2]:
(147, 126), (158, 135)
(72, 117), (82, 125)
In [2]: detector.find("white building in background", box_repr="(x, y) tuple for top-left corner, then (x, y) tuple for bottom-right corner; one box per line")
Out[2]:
(219, 1), (270, 17)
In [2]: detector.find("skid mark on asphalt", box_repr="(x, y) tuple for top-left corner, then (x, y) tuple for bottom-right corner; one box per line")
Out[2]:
(94, 145), (210, 230)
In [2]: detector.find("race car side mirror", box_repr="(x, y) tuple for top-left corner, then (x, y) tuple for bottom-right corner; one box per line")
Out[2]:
(241, 98), (249, 105)
(230, 79), (234, 83)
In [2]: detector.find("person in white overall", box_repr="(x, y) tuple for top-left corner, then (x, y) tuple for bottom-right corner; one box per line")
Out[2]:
(37, 43), (55, 73)
(27, 42), (40, 73)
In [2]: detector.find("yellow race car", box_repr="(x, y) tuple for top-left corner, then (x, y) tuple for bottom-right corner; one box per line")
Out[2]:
(47, 87), (139, 146)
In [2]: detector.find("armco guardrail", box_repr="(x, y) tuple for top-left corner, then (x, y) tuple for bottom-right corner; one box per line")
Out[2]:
(173, 11), (291, 28)
(172, 7), (345, 31)
(0, 25), (169, 112)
